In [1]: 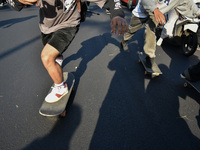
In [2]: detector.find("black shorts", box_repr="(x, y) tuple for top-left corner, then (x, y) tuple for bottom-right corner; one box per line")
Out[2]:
(41, 26), (79, 54)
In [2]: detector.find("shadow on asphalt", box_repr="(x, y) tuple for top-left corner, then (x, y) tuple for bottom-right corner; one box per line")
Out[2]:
(0, 15), (38, 28)
(0, 35), (40, 60)
(88, 31), (200, 149)
(16, 12), (200, 149)
(22, 104), (82, 150)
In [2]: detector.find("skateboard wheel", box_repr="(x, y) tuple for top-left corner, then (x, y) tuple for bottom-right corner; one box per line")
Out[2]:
(60, 110), (66, 117)
(145, 71), (148, 75)
(154, 73), (159, 77)
(184, 82), (188, 87)
(139, 59), (141, 63)
(152, 73), (159, 78)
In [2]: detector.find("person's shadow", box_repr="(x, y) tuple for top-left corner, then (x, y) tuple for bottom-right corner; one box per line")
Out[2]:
(89, 30), (200, 149)
(22, 104), (82, 150)
(161, 40), (200, 134)
(62, 32), (120, 92)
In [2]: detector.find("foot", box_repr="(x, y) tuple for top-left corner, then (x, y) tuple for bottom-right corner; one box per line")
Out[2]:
(180, 69), (191, 80)
(181, 63), (200, 82)
(55, 55), (63, 66)
(45, 83), (68, 103)
(157, 37), (163, 46)
(145, 56), (155, 69)
(121, 39), (128, 51)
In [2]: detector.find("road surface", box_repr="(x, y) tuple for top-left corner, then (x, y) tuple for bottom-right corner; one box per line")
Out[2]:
(0, 4), (200, 150)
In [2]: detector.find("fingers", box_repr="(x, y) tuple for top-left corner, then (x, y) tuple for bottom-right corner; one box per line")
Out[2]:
(110, 19), (117, 34)
(111, 16), (128, 35)
(18, 0), (37, 5)
(120, 20), (128, 35)
(36, 0), (39, 6)
(158, 15), (166, 24)
(154, 8), (166, 25)
(155, 14), (166, 24)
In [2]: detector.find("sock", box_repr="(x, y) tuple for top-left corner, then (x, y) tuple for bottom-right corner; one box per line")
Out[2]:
(55, 82), (64, 88)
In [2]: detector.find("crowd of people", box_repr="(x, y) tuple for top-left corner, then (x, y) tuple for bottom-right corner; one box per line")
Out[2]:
(4, 0), (200, 103)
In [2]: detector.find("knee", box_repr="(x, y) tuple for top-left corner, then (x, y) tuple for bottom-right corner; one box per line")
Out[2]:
(41, 50), (55, 68)
(41, 51), (49, 67)
(41, 44), (60, 67)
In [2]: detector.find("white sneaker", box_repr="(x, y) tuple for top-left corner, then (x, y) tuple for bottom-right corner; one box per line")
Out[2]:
(55, 55), (63, 66)
(157, 37), (163, 46)
(45, 83), (68, 103)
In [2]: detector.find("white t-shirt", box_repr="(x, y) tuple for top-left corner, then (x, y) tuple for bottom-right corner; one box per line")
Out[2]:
(132, 0), (148, 18)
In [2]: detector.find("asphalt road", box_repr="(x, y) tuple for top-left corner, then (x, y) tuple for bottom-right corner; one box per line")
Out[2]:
(0, 4), (200, 150)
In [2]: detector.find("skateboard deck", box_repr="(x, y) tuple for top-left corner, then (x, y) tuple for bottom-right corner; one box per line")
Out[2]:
(138, 51), (162, 77)
(182, 78), (200, 93)
(39, 72), (75, 117)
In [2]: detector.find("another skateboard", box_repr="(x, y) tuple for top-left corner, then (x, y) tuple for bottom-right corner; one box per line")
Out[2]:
(182, 77), (200, 93)
(138, 51), (162, 77)
(39, 72), (75, 117)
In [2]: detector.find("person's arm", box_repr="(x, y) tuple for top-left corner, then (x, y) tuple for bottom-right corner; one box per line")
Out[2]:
(176, 0), (200, 19)
(7, 0), (38, 11)
(140, 0), (165, 24)
(141, 0), (157, 14)
(102, 0), (128, 35)
(153, 8), (166, 24)
(140, 0), (166, 24)
(86, 0), (128, 35)
(18, 0), (37, 5)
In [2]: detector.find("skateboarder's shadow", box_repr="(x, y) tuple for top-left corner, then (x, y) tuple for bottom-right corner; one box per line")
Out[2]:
(161, 41), (200, 130)
(89, 49), (200, 149)
(22, 105), (82, 150)
(89, 42), (157, 149)
(62, 32), (120, 90)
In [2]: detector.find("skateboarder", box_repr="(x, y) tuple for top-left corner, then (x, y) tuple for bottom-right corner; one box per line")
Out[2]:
(121, 0), (200, 69)
(8, 0), (128, 103)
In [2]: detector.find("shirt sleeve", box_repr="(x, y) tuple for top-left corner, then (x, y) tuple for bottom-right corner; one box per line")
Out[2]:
(84, 0), (125, 19)
(176, 0), (200, 18)
(141, 0), (157, 14)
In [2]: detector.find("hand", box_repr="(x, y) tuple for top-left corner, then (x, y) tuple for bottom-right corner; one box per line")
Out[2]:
(18, 0), (38, 5)
(153, 8), (166, 25)
(110, 16), (128, 35)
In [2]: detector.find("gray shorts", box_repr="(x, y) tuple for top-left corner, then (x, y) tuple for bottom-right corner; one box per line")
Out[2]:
(41, 26), (79, 54)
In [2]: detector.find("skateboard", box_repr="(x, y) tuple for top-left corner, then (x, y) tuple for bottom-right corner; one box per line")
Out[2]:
(182, 77), (200, 93)
(138, 51), (162, 77)
(39, 72), (75, 117)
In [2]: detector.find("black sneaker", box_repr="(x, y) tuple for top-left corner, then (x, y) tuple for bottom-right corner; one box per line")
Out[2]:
(181, 61), (200, 82)
(120, 39), (128, 51)
(145, 56), (155, 69)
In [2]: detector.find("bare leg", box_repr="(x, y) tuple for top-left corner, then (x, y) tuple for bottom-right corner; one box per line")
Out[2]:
(41, 43), (63, 84)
